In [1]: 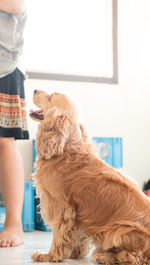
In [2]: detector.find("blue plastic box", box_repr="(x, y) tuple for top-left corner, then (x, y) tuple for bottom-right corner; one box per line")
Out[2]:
(92, 137), (123, 168)
(0, 208), (5, 232)
(0, 182), (35, 232)
(22, 182), (35, 231)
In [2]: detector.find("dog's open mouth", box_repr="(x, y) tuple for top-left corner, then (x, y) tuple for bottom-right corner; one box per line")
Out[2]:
(30, 109), (44, 120)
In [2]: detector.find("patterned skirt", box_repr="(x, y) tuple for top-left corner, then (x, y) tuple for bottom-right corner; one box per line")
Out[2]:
(0, 68), (29, 139)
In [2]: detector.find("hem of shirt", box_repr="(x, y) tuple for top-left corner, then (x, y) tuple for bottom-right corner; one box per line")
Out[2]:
(0, 66), (27, 79)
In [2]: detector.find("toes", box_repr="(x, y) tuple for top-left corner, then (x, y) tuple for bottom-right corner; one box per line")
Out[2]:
(6, 240), (11, 247)
(11, 239), (24, 247)
(0, 226), (24, 248)
(1, 240), (8, 247)
(0, 238), (23, 248)
(11, 240), (16, 247)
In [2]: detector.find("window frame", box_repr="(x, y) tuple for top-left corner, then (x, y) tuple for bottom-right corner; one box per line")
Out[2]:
(26, 0), (118, 84)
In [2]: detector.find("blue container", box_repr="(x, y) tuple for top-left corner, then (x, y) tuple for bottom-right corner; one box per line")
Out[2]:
(0, 207), (5, 232)
(22, 182), (35, 231)
(0, 182), (35, 232)
(92, 137), (123, 168)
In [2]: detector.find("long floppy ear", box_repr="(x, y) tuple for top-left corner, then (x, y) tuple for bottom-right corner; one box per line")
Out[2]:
(36, 107), (70, 159)
(79, 123), (89, 143)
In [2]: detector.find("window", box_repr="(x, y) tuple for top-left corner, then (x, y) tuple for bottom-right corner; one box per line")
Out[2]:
(24, 0), (117, 83)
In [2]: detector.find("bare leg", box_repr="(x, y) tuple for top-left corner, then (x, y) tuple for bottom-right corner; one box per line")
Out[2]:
(0, 137), (24, 247)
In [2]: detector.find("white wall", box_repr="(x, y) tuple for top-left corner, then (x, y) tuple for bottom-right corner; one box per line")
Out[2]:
(20, 0), (150, 188)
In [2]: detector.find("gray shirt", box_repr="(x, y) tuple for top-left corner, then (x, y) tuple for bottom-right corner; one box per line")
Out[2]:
(0, 9), (27, 78)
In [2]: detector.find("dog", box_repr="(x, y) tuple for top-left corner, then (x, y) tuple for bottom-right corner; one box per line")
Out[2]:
(30, 90), (150, 264)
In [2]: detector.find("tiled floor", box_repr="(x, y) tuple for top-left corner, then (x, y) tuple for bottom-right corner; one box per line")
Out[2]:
(0, 230), (97, 265)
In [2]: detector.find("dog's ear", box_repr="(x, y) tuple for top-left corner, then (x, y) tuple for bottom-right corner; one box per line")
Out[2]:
(36, 107), (70, 159)
(79, 123), (89, 143)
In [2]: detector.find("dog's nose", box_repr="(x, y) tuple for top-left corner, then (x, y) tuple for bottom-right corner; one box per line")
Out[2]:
(34, 90), (38, 94)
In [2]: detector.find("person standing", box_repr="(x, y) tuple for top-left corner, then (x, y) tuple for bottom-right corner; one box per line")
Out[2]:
(0, 0), (29, 247)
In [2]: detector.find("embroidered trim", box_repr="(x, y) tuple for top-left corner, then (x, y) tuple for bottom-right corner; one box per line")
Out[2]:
(0, 93), (28, 130)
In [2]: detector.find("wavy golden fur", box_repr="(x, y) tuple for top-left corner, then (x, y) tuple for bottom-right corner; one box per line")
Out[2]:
(31, 90), (150, 264)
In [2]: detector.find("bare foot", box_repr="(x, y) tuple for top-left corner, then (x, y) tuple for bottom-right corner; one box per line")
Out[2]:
(0, 223), (24, 247)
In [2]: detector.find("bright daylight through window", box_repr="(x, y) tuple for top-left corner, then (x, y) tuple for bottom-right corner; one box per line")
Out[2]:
(24, 0), (117, 83)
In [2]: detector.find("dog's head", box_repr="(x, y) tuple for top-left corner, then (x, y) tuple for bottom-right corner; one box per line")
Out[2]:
(30, 90), (86, 160)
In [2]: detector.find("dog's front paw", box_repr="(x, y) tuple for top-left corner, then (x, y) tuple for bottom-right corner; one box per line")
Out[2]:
(31, 252), (49, 262)
(31, 252), (62, 262)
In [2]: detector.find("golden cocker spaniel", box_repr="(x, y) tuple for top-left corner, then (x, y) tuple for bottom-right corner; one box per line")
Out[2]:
(30, 90), (150, 265)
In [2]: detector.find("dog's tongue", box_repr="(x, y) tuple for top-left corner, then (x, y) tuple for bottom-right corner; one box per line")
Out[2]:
(30, 109), (44, 120)
(30, 109), (43, 115)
